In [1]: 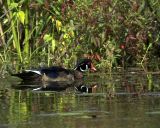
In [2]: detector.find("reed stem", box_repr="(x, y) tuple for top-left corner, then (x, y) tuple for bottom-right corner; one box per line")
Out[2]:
(24, 0), (30, 61)
(7, 0), (22, 62)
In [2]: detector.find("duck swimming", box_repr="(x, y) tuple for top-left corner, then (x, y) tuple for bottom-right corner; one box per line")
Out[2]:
(12, 59), (96, 85)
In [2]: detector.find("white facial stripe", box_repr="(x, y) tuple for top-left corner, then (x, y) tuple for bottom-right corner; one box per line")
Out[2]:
(80, 67), (86, 72)
(80, 85), (85, 89)
(80, 64), (89, 72)
(86, 87), (88, 93)
(25, 70), (42, 75)
(86, 65), (88, 70)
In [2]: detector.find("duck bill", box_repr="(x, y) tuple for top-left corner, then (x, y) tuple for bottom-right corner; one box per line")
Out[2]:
(90, 63), (97, 72)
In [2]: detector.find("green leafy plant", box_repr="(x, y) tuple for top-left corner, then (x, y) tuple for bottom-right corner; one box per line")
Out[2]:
(0, 0), (160, 72)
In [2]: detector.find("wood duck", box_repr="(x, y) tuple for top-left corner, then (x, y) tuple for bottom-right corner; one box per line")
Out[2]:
(12, 59), (96, 84)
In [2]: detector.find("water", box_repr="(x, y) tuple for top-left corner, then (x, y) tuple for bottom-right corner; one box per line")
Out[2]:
(1, 69), (160, 128)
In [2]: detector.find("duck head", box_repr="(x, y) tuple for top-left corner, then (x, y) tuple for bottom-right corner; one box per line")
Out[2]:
(74, 59), (96, 72)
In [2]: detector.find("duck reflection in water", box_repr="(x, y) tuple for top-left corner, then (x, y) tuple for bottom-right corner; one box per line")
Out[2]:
(12, 80), (97, 93)
(33, 80), (97, 93)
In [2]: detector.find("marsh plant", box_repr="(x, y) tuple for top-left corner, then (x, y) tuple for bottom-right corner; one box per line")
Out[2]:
(0, 0), (160, 72)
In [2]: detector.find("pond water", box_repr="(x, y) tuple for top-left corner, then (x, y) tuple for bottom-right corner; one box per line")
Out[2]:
(1, 69), (160, 128)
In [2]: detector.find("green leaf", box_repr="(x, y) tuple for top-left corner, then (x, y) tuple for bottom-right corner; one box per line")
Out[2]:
(51, 39), (56, 52)
(43, 34), (52, 42)
(56, 20), (62, 32)
(9, 2), (18, 9)
(36, 0), (44, 4)
(17, 11), (25, 24)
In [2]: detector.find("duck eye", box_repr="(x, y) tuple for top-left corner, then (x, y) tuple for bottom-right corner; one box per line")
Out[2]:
(80, 64), (88, 72)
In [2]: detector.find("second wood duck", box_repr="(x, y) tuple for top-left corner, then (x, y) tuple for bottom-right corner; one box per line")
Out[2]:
(12, 59), (96, 84)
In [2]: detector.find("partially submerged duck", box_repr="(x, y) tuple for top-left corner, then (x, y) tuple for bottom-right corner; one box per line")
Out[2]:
(12, 59), (96, 86)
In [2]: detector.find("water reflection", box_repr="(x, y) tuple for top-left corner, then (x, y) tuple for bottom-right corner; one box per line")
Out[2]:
(11, 78), (98, 93)
(1, 70), (160, 128)
(1, 90), (160, 128)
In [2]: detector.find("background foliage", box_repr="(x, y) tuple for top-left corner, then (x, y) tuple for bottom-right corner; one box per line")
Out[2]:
(0, 0), (160, 73)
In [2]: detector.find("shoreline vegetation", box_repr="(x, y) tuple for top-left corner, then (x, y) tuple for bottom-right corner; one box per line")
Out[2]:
(0, 0), (160, 74)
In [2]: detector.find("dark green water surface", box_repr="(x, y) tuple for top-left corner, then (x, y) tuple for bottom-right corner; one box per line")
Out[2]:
(1, 70), (160, 128)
